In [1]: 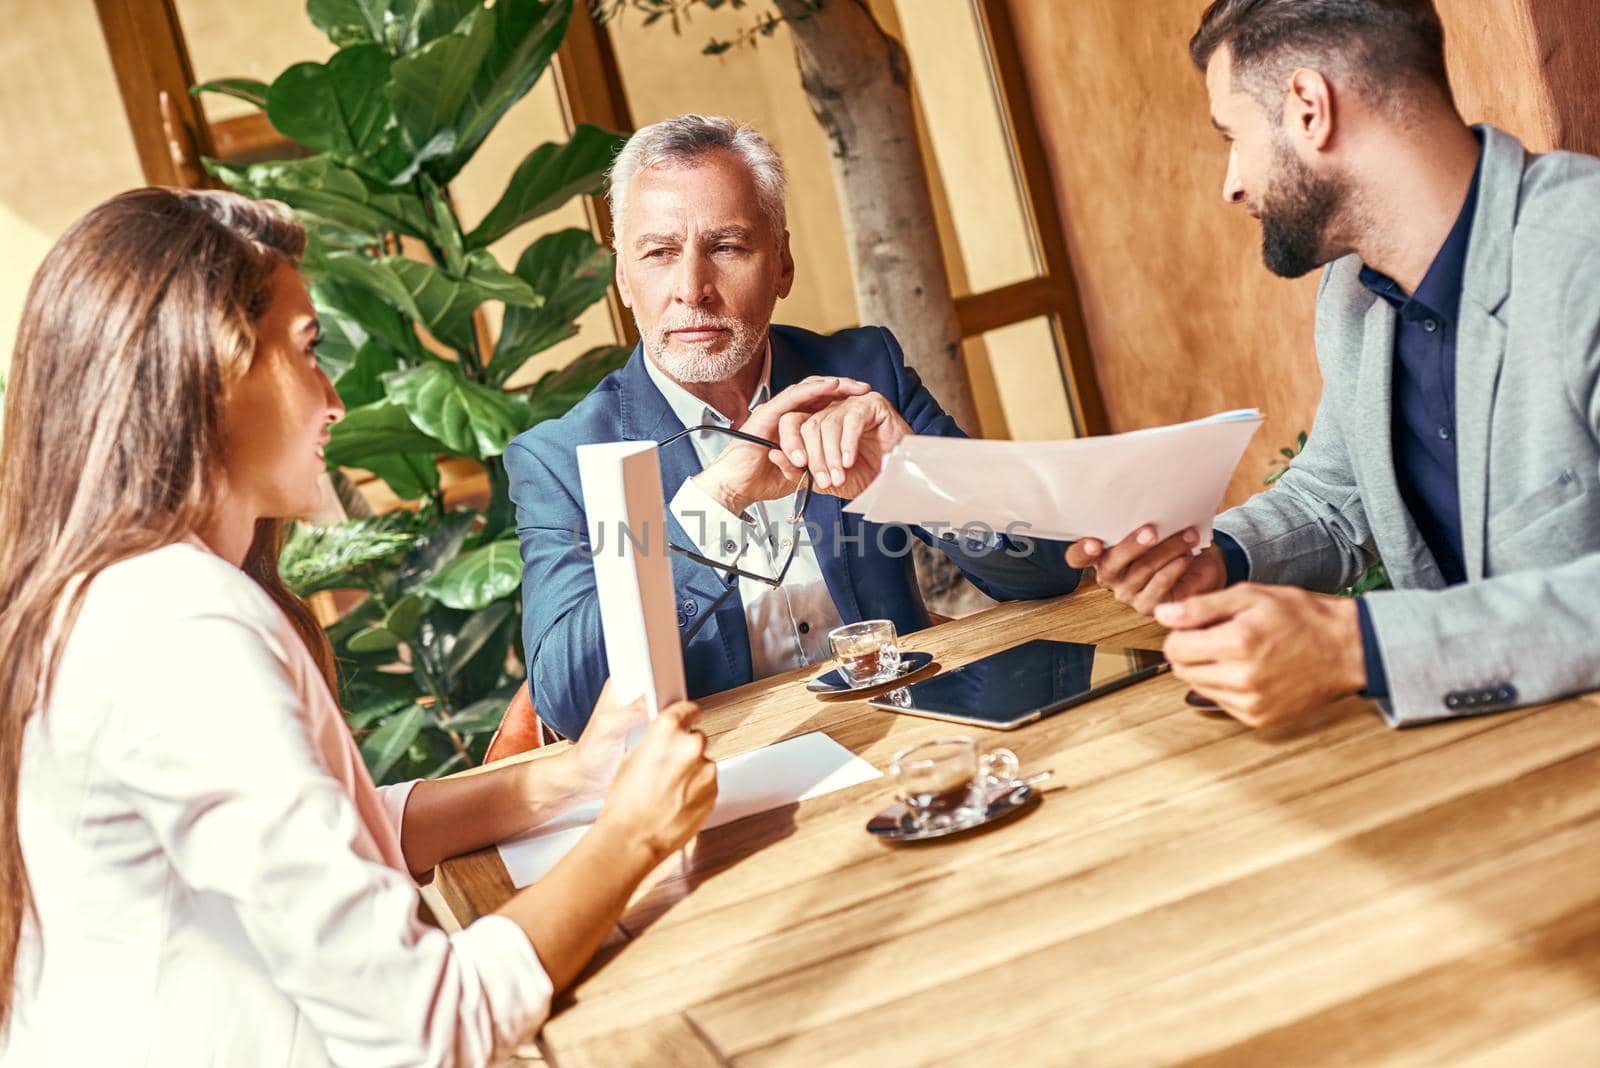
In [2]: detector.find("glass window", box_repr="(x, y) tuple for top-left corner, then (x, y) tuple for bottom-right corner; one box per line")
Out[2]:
(965, 316), (1077, 441)
(885, 0), (1040, 296)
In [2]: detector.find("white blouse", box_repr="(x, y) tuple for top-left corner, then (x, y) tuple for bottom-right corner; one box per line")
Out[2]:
(5, 542), (551, 1066)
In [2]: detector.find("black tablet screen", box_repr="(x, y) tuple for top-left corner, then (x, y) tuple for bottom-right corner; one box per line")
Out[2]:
(872, 638), (1167, 729)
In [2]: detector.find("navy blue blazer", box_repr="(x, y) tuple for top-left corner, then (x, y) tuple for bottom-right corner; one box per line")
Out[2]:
(504, 324), (1082, 737)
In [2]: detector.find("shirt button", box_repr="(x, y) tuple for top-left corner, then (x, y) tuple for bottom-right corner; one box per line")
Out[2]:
(1423, 319), (1439, 333)
(798, 622), (810, 635)
(682, 600), (698, 617)
(1437, 425), (1451, 441)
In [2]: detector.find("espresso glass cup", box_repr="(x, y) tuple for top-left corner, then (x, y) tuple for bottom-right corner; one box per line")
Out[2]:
(828, 619), (901, 686)
(890, 737), (1019, 828)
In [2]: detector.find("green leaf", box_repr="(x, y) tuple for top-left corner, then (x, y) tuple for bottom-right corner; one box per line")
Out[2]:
(1264, 467), (1286, 485)
(436, 0), (572, 180)
(442, 599), (514, 677)
(348, 624), (404, 652)
(386, 5), (494, 152)
(384, 592), (426, 639)
(384, 362), (529, 459)
(362, 451), (441, 500)
(1280, 447), (1296, 459)
(487, 230), (615, 384)
(210, 156), (431, 241)
(334, 340), (402, 408)
(404, 0), (484, 49)
(307, 0), (393, 48)
(324, 399), (451, 467)
(311, 278), (426, 362)
(191, 78), (270, 109)
(319, 250), (539, 352)
(266, 45), (397, 169)
(279, 515), (421, 595)
(436, 684), (518, 732)
(308, 0), (485, 52)
(422, 538), (521, 610)
(361, 703), (427, 782)
(524, 345), (631, 424)
(397, 510), (479, 591)
(340, 664), (419, 719)
(465, 124), (624, 249)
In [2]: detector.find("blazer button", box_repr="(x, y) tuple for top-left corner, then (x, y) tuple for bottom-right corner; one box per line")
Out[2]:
(1444, 693), (1462, 709)
(1479, 689), (1496, 704)
(1496, 684), (1517, 703)
(798, 621), (811, 634)
(1461, 692), (1478, 708)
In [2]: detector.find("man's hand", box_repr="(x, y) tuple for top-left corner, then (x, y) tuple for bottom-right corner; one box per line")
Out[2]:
(769, 391), (912, 498)
(1065, 524), (1227, 615)
(1157, 583), (1367, 727)
(693, 375), (871, 514)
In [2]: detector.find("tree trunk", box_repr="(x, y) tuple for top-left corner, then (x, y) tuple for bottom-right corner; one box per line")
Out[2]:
(774, 0), (975, 435)
(775, 0), (993, 617)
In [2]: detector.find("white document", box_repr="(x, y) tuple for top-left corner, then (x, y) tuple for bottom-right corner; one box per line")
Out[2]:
(496, 731), (881, 888)
(845, 409), (1264, 547)
(576, 441), (687, 720)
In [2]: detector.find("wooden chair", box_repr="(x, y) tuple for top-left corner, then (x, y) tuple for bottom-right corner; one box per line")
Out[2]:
(483, 682), (562, 762)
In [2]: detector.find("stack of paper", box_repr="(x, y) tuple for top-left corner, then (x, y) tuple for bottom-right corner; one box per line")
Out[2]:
(496, 732), (881, 887)
(845, 409), (1264, 547)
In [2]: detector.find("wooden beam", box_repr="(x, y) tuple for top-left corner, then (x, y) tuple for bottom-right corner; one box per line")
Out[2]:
(954, 276), (1060, 337)
(211, 113), (307, 165)
(93, 0), (216, 187)
(974, 0), (1109, 436)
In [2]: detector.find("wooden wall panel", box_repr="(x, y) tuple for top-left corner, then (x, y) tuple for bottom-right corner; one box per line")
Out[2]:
(1008, 0), (1599, 509)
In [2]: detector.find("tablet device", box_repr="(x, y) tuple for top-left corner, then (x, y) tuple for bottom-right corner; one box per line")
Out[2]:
(867, 638), (1168, 730)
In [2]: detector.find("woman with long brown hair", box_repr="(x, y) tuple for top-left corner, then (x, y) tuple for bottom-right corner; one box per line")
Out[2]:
(0, 188), (716, 1066)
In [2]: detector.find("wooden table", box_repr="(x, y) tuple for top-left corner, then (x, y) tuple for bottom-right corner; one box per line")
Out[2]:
(437, 588), (1600, 1067)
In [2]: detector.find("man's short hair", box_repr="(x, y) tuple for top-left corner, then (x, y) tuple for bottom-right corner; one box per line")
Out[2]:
(607, 114), (787, 245)
(1189, 0), (1452, 112)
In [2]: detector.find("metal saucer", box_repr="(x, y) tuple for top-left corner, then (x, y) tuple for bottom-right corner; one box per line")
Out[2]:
(807, 650), (934, 694)
(866, 779), (1039, 843)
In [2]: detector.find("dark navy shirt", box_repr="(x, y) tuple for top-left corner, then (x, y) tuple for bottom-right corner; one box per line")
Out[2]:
(1216, 142), (1484, 699)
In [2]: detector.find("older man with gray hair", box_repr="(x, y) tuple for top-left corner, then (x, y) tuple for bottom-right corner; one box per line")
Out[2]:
(503, 114), (1082, 738)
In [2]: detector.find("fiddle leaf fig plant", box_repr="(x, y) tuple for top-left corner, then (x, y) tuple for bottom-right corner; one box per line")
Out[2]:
(199, 0), (629, 782)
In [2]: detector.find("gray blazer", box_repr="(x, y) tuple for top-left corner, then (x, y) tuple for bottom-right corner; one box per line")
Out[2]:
(1213, 125), (1600, 726)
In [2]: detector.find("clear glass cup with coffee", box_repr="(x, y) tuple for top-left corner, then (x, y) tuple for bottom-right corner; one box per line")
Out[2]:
(827, 619), (901, 686)
(890, 737), (1019, 829)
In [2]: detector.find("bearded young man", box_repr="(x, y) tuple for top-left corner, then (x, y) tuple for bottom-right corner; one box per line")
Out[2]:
(504, 115), (1081, 738)
(1066, 0), (1600, 727)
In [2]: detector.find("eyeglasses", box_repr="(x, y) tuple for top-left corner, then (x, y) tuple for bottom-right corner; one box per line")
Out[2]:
(658, 423), (813, 642)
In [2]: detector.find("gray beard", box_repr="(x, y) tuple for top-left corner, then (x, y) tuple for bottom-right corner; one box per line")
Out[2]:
(642, 319), (764, 384)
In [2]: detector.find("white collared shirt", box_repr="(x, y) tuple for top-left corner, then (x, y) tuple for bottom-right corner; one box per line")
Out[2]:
(645, 347), (844, 677)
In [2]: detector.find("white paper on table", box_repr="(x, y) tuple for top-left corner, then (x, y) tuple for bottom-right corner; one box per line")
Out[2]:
(845, 409), (1264, 547)
(576, 441), (687, 726)
(496, 731), (881, 888)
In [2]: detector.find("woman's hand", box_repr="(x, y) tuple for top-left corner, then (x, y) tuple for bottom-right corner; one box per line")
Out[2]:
(593, 700), (718, 863)
(569, 678), (647, 800)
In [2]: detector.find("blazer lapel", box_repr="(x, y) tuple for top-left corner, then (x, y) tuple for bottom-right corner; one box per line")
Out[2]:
(1454, 125), (1522, 581)
(1355, 300), (1445, 590)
